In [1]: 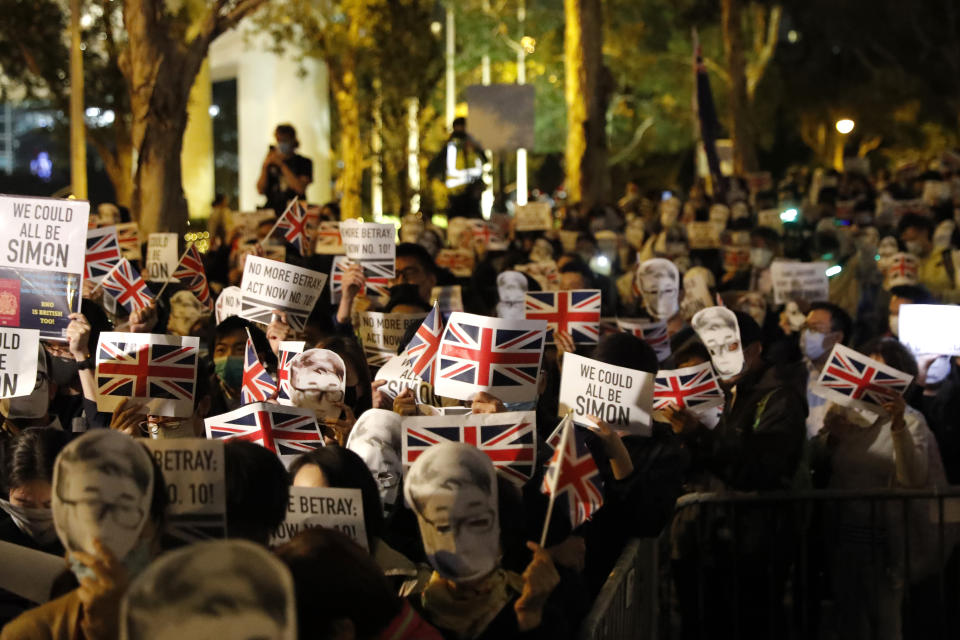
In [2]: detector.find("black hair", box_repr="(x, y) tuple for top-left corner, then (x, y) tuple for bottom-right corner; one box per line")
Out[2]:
(288, 447), (384, 550)
(2, 427), (69, 494)
(732, 310), (763, 348)
(809, 301), (853, 344)
(275, 123), (299, 147)
(395, 242), (437, 276)
(897, 213), (934, 239)
(384, 285), (432, 313)
(223, 440), (290, 545)
(858, 336), (918, 379)
(889, 284), (934, 304)
(452, 117), (466, 129)
(750, 226), (782, 248)
(558, 257), (595, 288)
(673, 340), (711, 367)
(213, 316), (277, 369)
(591, 333), (659, 374)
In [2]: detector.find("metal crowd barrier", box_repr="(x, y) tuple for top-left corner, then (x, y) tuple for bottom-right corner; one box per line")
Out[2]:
(579, 537), (658, 640)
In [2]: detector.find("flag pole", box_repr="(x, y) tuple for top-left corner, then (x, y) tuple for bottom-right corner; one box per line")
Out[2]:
(154, 242), (195, 300)
(539, 412), (572, 547)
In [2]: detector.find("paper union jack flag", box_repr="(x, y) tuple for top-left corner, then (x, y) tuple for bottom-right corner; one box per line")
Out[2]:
(403, 304), (444, 385)
(816, 344), (913, 409)
(330, 256), (365, 302)
(884, 253), (919, 288)
(115, 223), (141, 260)
(653, 362), (724, 412)
(362, 259), (394, 298)
(171, 244), (213, 309)
(101, 258), (154, 312)
(525, 290), (601, 344)
(85, 227), (122, 282)
(277, 341), (305, 404)
(403, 411), (537, 484)
(205, 402), (322, 457)
(242, 336), (277, 404)
(274, 198), (309, 255)
(97, 338), (197, 403)
(541, 418), (604, 528)
(618, 318), (671, 361)
(436, 313), (545, 402)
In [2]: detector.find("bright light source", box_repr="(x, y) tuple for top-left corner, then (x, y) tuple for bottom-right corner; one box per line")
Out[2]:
(826, 265), (842, 277)
(80, 13), (94, 28)
(430, 21), (442, 35)
(787, 29), (799, 43)
(209, 104), (221, 117)
(590, 254), (611, 276)
(835, 118), (855, 135)
(521, 36), (536, 54)
(780, 208), (799, 223)
(85, 107), (100, 118)
(875, 254), (881, 261)
(101, 109), (115, 124)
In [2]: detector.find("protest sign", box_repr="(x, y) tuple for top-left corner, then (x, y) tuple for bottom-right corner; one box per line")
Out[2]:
(0, 195), (89, 341)
(215, 286), (243, 323)
(115, 222), (141, 260)
(144, 439), (226, 544)
(617, 317), (671, 362)
(435, 248), (475, 277)
(757, 209), (784, 234)
(558, 352), (655, 436)
(524, 290), (601, 344)
(314, 221), (344, 254)
(898, 304), (960, 356)
(240, 256), (326, 332)
(0, 540), (65, 604)
(446, 217), (472, 248)
(374, 353), (440, 406)
(686, 222), (722, 249)
(0, 328), (39, 399)
(231, 210), (274, 237)
(145, 232), (179, 282)
(812, 343), (914, 413)
(430, 285), (464, 314)
(271, 486), (368, 550)
(95, 332), (200, 417)
(435, 312), (546, 403)
(653, 362), (724, 412)
(770, 261), (829, 305)
(356, 310), (427, 369)
(515, 260), (559, 291)
(340, 219), (396, 266)
(515, 202), (553, 231)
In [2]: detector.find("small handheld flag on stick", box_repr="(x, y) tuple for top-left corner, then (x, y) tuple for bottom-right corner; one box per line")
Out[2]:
(241, 328), (278, 404)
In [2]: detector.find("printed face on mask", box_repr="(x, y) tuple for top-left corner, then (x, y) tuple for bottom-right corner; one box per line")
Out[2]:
(53, 430), (154, 559)
(637, 258), (680, 320)
(692, 307), (744, 380)
(346, 409), (403, 509)
(288, 349), (346, 419)
(530, 238), (555, 264)
(405, 443), (499, 583)
(497, 271), (528, 304)
(783, 301), (807, 332)
(736, 293), (767, 327)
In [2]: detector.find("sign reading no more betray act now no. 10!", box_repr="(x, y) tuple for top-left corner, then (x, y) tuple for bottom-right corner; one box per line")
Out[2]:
(0, 195), (89, 341)
(240, 256), (327, 332)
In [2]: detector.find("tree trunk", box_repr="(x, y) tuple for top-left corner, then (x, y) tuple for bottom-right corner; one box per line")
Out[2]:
(722, 0), (758, 174)
(332, 56), (364, 221)
(564, 0), (608, 212)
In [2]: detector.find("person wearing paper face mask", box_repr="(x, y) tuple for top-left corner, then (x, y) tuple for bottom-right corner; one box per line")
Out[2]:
(3, 430), (167, 640)
(637, 258), (680, 321)
(0, 428), (69, 625)
(800, 302), (852, 439)
(815, 338), (946, 640)
(257, 123), (313, 216)
(405, 442), (563, 638)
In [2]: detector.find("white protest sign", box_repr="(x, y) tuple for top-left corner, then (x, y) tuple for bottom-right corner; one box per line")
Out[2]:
(0, 540), (65, 604)
(0, 195), (89, 341)
(770, 261), (830, 305)
(340, 219), (397, 264)
(899, 304), (960, 356)
(144, 439), (226, 544)
(686, 222), (721, 249)
(374, 353), (440, 406)
(240, 255), (327, 332)
(145, 232), (179, 282)
(0, 328), (39, 399)
(232, 210), (274, 237)
(558, 352), (654, 436)
(515, 202), (553, 232)
(271, 486), (368, 550)
(431, 285), (464, 314)
(356, 310), (427, 369)
(215, 286), (243, 323)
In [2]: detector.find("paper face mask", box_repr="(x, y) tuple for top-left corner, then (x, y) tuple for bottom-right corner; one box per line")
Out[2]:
(736, 292), (767, 328)
(530, 238), (555, 264)
(659, 198), (681, 227)
(637, 258), (680, 320)
(346, 409), (403, 509)
(731, 201), (750, 221)
(53, 430), (154, 559)
(404, 442), (499, 583)
(497, 270), (528, 303)
(287, 349), (347, 420)
(692, 307), (744, 380)
(709, 204), (731, 228)
(121, 539), (296, 640)
(783, 300), (807, 332)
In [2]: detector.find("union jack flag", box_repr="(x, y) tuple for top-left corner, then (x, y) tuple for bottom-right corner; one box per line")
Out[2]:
(884, 252), (919, 288)
(101, 258), (154, 312)
(330, 256), (366, 302)
(242, 334), (277, 404)
(115, 222), (141, 260)
(541, 417), (604, 528)
(362, 259), (394, 298)
(524, 290), (601, 344)
(435, 313), (546, 403)
(435, 249), (475, 277)
(403, 304), (444, 385)
(617, 318), (671, 361)
(85, 226), (122, 282)
(204, 402), (323, 457)
(402, 411), (537, 484)
(277, 341), (305, 405)
(274, 198), (309, 255)
(171, 244), (213, 310)
(815, 343), (913, 410)
(96, 333), (198, 416)
(653, 362), (724, 411)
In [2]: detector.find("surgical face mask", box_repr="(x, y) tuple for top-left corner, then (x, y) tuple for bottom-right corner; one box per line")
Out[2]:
(802, 329), (828, 361)
(214, 355), (244, 390)
(905, 240), (926, 257)
(749, 247), (774, 269)
(926, 356), (951, 385)
(0, 498), (57, 545)
(889, 314), (899, 336)
(277, 142), (293, 155)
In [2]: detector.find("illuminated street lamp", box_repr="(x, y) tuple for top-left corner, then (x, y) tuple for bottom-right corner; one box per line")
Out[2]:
(835, 118), (855, 135)
(834, 118), (855, 170)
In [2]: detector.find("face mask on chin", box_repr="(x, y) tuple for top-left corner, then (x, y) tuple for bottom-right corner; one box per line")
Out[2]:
(0, 499), (57, 545)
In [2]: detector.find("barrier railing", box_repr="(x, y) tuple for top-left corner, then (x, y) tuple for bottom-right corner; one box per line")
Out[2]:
(578, 537), (658, 640)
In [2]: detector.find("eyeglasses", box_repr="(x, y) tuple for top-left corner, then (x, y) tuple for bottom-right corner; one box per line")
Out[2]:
(420, 508), (495, 537)
(375, 471), (398, 490)
(57, 496), (144, 529)
(139, 420), (183, 436)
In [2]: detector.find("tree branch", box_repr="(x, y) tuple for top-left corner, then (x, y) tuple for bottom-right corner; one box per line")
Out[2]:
(746, 5), (780, 101)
